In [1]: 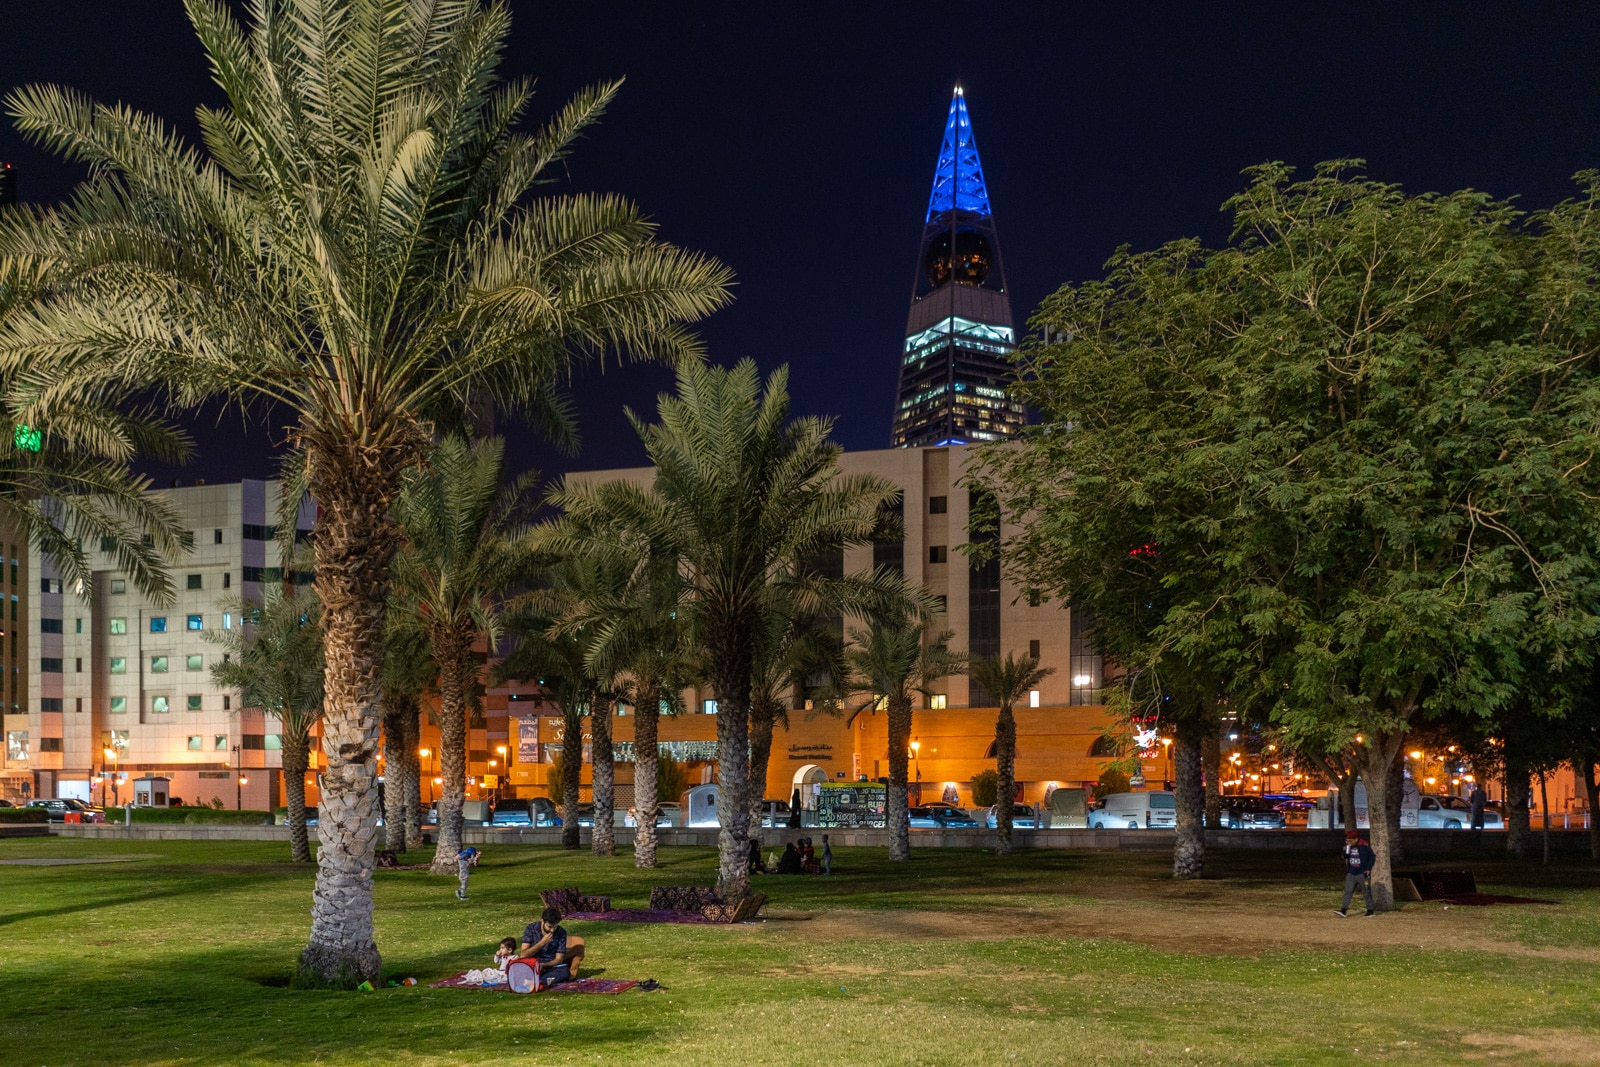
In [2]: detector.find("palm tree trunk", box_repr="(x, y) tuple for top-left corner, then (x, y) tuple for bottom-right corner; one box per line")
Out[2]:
(711, 637), (754, 900)
(748, 699), (778, 832)
(1504, 749), (1532, 857)
(403, 710), (423, 851)
(381, 693), (414, 852)
(429, 633), (474, 874)
(591, 692), (616, 857)
(301, 467), (399, 986)
(994, 702), (1016, 854)
(283, 723), (313, 864)
(1352, 731), (1404, 912)
(1173, 718), (1205, 880)
(1201, 727), (1222, 829)
(561, 702), (583, 850)
(633, 683), (661, 869)
(886, 692), (912, 861)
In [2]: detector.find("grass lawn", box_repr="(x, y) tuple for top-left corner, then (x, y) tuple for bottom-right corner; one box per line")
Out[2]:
(2, 836), (1598, 1066)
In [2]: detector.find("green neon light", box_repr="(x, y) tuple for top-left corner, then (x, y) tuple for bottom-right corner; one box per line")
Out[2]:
(13, 425), (40, 453)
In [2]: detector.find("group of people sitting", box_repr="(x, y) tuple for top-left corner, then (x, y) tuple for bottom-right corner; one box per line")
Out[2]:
(749, 835), (831, 875)
(489, 906), (586, 984)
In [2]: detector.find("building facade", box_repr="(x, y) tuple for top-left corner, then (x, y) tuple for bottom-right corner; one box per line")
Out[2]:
(18, 480), (314, 808)
(891, 87), (1027, 449)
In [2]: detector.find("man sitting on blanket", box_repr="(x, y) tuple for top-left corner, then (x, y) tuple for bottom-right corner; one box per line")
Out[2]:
(519, 906), (585, 984)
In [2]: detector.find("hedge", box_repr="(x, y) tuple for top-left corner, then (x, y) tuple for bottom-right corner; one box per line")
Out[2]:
(125, 807), (275, 826)
(0, 808), (49, 824)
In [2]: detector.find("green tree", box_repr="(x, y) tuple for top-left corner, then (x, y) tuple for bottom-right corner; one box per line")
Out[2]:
(969, 653), (1053, 853)
(209, 587), (325, 862)
(544, 361), (900, 897)
(0, 1), (730, 982)
(844, 617), (965, 860)
(391, 436), (537, 873)
(969, 768), (998, 807)
(498, 614), (596, 850)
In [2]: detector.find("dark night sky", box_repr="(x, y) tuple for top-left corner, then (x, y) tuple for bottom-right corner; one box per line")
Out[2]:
(5, 3), (1600, 484)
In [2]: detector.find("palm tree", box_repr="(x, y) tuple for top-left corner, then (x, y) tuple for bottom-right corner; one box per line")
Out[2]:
(844, 618), (965, 860)
(390, 436), (537, 874)
(497, 619), (594, 850)
(545, 361), (900, 898)
(0, 1), (731, 983)
(969, 653), (1054, 854)
(209, 586), (325, 862)
(380, 627), (433, 853)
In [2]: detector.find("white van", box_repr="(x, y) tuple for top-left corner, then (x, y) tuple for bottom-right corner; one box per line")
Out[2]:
(1088, 791), (1177, 829)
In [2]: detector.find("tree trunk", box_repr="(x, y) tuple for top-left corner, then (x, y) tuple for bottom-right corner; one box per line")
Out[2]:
(1353, 732), (1404, 912)
(1385, 745), (1405, 867)
(748, 699), (777, 833)
(886, 692), (912, 861)
(301, 455), (402, 986)
(591, 692), (616, 857)
(1173, 719), (1205, 880)
(1202, 726), (1222, 829)
(561, 701), (584, 850)
(1338, 770), (1358, 832)
(403, 710), (423, 851)
(711, 641), (753, 900)
(633, 684), (661, 869)
(381, 693), (414, 853)
(1539, 770), (1552, 865)
(1504, 749), (1532, 857)
(283, 724), (313, 864)
(994, 702), (1017, 854)
(1581, 759), (1600, 863)
(428, 633), (474, 874)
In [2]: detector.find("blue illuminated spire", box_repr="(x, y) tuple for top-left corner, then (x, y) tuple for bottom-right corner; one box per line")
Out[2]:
(925, 86), (992, 222)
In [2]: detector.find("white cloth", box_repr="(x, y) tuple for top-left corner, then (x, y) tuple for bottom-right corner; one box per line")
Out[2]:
(462, 967), (506, 986)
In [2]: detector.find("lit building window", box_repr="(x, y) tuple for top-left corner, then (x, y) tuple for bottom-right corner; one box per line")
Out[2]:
(930, 694), (947, 709)
(1029, 690), (1041, 708)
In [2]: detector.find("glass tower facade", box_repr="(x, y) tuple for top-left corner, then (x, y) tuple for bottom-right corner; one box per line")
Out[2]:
(892, 88), (1026, 448)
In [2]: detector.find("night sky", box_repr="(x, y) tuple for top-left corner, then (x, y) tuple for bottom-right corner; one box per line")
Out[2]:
(5, 3), (1600, 484)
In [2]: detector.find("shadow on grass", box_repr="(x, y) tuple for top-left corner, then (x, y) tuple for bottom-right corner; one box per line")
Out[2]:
(0, 886), (194, 927)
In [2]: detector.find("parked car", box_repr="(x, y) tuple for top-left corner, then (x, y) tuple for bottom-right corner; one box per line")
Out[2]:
(624, 806), (676, 828)
(25, 798), (105, 823)
(984, 804), (1037, 830)
(758, 800), (793, 828)
(1088, 791), (1177, 829)
(657, 802), (682, 828)
(1216, 796), (1286, 829)
(1418, 794), (1503, 829)
(490, 798), (561, 827)
(907, 805), (942, 828)
(575, 803), (597, 827)
(0, 798), (13, 807)
(922, 803), (979, 828)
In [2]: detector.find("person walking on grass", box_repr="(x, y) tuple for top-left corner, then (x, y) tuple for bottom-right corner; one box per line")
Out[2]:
(822, 834), (832, 875)
(1336, 831), (1375, 917)
(1469, 784), (1488, 831)
(455, 847), (480, 901)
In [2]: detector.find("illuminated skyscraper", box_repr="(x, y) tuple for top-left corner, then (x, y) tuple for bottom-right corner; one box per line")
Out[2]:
(891, 87), (1025, 448)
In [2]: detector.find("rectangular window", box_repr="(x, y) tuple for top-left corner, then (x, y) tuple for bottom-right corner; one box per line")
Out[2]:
(1028, 689), (1041, 708)
(110, 696), (127, 714)
(41, 618), (62, 634)
(264, 734), (282, 751)
(186, 615), (203, 631)
(6, 731), (29, 761)
(934, 594), (948, 612)
(186, 694), (203, 711)
(75, 658), (83, 673)
(151, 696), (170, 713)
(150, 617), (167, 633)
(929, 496), (948, 514)
(187, 735), (203, 751)
(242, 524), (276, 541)
(100, 537), (116, 553)
(74, 618), (83, 634)
(929, 545), (947, 564)
(40, 697), (63, 712)
(40, 658), (63, 673)
(702, 699), (718, 715)
(1029, 639), (1040, 659)
(187, 654), (203, 671)
(150, 656), (168, 673)
(39, 737), (62, 753)
(929, 693), (947, 709)
(242, 734), (265, 750)
(186, 574), (203, 590)
(109, 618), (127, 634)
(223, 572), (231, 589)
(213, 529), (223, 545)
(222, 612), (233, 630)
(214, 734), (228, 751)
(222, 695), (231, 711)
(40, 577), (62, 594)
(75, 697), (82, 713)
(241, 566), (283, 583)
(110, 578), (126, 595)
(1028, 589), (1042, 607)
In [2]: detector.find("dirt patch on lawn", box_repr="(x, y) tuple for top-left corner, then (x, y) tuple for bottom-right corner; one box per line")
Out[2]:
(760, 901), (1600, 963)
(1459, 1030), (1600, 1063)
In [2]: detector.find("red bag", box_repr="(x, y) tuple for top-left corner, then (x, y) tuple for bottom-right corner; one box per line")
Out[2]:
(505, 957), (543, 994)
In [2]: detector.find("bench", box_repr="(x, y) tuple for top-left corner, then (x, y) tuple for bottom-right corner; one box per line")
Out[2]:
(649, 885), (766, 923)
(540, 886), (613, 914)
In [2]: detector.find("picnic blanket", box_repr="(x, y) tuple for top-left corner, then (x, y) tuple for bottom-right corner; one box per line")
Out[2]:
(562, 908), (722, 925)
(431, 972), (640, 994)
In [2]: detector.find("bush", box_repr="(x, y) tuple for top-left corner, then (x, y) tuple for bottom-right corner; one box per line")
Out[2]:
(969, 769), (998, 807)
(1093, 767), (1131, 801)
(127, 807), (275, 825)
(0, 807), (49, 824)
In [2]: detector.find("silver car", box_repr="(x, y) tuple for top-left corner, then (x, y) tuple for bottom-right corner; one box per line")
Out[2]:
(1418, 794), (1502, 829)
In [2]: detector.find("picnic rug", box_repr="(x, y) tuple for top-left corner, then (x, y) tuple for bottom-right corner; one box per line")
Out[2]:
(562, 908), (721, 924)
(431, 973), (640, 994)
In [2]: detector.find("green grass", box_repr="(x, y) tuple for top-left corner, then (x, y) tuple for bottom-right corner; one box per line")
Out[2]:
(2, 837), (1598, 1066)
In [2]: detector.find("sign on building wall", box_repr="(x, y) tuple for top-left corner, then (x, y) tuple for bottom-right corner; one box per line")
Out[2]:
(516, 716), (540, 764)
(816, 781), (886, 828)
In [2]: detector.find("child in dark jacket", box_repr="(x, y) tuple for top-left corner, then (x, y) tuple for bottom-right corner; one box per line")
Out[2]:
(1336, 831), (1376, 917)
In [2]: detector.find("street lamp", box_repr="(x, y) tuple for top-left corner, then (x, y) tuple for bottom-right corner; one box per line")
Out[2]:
(233, 744), (242, 809)
(103, 746), (120, 806)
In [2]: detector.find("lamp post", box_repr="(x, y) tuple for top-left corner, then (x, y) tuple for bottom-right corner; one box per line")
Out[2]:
(419, 747), (433, 804)
(496, 745), (508, 801)
(103, 746), (120, 806)
(233, 743), (241, 809)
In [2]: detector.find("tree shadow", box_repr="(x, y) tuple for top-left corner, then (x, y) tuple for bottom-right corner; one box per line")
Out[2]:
(0, 886), (192, 927)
